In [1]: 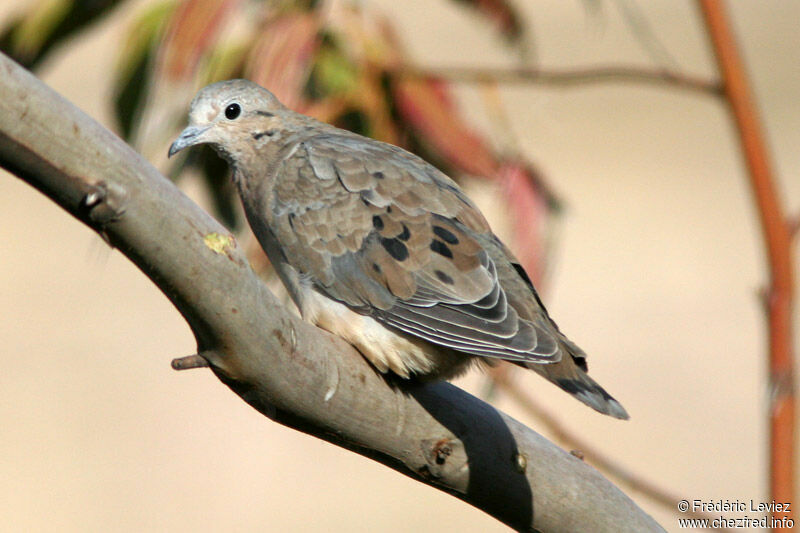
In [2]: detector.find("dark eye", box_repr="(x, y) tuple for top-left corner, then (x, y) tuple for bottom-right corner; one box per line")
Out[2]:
(225, 103), (241, 120)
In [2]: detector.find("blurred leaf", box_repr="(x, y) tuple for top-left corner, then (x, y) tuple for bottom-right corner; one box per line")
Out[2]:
(312, 44), (359, 96)
(167, 144), (240, 229)
(313, 68), (397, 144)
(498, 162), (560, 285)
(113, 1), (174, 139)
(245, 11), (321, 110)
(7, 0), (71, 57)
(309, 4), (401, 142)
(332, 109), (370, 138)
(351, 69), (398, 144)
(159, 0), (241, 81)
(323, 2), (404, 68)
(302, 95), (349, 124)
(0, 0), (127, 69)
(196, 145), (240, 229)
(198, 40), (250, 86)
(393, 77), (498, 178)
(113, 42), (153, 139)
(272, 0), (319, 10)
(449, 0), (524, 43)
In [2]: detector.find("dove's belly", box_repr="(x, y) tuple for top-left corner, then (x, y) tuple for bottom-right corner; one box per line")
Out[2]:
(299, 287), (472, 379)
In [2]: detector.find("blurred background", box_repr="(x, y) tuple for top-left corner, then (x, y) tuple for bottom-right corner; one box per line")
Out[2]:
(0, 0), (798, 531)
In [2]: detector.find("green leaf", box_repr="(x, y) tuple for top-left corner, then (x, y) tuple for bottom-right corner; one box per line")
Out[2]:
(311, 44), (359, 96)
(112, 0), (174, 139)
(0, 0), (128, 69)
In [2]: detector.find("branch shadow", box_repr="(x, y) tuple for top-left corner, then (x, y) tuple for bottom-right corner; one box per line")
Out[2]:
(409, 381), (534, 531)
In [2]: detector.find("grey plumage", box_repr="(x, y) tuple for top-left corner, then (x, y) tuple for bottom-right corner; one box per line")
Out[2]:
(169, 79), (629, 419)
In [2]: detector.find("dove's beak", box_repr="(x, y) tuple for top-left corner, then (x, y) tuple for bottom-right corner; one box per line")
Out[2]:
(168, 125), (210, 158)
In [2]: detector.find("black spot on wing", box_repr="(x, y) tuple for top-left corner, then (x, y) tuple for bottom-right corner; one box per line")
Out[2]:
(397, 224), (410, 241)
(434, 270), (454, 285)
(381, 238), (409, 261)
(373, 171), (385, 179)
(433, 226), (459, 244)
(430, 240), (453, 259)
(372, 216), (384, 230)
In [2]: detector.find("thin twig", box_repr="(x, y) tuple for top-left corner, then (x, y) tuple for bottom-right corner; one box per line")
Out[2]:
(394, 64), (722, 95)
(171, 354), (210, 370)
(698, 1), (796, 527)
(491, 369), (732, 531)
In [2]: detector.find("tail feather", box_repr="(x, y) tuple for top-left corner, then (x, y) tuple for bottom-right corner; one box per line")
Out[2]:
(521, 341), (629, 419)
(547, 369), (629, 419)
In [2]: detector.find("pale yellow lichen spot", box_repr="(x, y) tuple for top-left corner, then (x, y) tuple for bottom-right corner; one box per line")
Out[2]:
(515, 452), (528, 474)
(203, 232), (235, 255)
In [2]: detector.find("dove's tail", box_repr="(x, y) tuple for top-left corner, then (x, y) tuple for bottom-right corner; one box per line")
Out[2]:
(520, 339), (629, 420)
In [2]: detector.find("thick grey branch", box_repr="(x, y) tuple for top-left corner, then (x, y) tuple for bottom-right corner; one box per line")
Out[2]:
(0, 52), (662, 532)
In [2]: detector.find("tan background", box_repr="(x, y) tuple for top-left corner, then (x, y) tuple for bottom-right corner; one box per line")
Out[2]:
(1, 1), (798, 531)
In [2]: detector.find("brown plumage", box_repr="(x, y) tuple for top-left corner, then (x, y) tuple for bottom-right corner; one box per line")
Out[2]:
(169, 79), (628, 419)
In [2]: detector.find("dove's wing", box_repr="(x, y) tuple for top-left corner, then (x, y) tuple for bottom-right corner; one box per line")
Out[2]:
(271, 133), (560, 363)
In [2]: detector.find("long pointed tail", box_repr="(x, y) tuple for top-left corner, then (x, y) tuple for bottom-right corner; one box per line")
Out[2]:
(521, 341), (629, 419)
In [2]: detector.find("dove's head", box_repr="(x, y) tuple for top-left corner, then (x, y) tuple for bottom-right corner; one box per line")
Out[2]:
(169, 79), (287, 162)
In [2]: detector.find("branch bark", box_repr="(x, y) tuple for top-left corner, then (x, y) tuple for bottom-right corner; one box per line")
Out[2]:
(697, 1), (796, 526)
(0, 52), (662, 532)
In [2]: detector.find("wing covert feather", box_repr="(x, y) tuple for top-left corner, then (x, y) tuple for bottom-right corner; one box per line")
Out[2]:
(271, 133), (559, 363)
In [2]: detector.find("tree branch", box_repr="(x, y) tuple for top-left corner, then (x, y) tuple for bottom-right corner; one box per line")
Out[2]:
(697, 1), (796, 525)
(394, 64), (723, 95)
(491, 369), (733, 531)
(0, 52), (662, 532)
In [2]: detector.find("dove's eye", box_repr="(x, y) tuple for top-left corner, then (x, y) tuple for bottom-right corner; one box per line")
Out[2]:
(225, 103), (241, 120)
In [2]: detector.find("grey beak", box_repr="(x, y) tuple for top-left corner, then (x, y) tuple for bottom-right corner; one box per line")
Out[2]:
(168, 125), (210, 158)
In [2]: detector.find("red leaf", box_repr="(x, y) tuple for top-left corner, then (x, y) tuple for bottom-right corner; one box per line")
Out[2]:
(393, 77), (498, 178)
(159, 0), (240, 81)
(498, 162), (556, 285)
(245, 13), (322, 111)
(451, 0), (524, 42)
(303, 97), (349, 125)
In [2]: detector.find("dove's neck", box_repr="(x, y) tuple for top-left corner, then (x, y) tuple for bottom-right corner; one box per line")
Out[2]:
(231, 112), (322, 228)
(237, 111), (318, 172)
